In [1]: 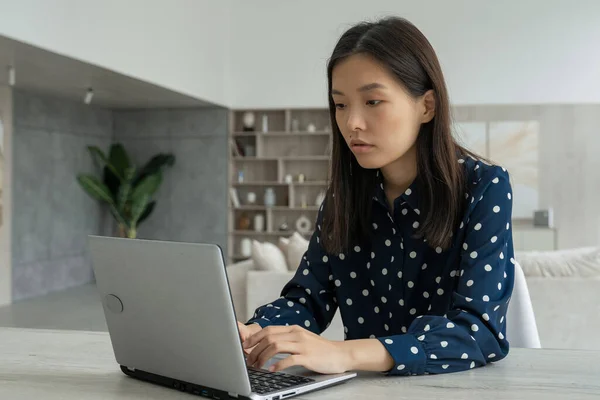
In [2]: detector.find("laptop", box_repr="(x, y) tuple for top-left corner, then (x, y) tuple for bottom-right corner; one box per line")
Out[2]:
(88, 235), (357, 400)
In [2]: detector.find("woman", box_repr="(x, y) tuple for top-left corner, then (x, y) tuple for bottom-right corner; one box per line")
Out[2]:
(238, 16), (514, 376)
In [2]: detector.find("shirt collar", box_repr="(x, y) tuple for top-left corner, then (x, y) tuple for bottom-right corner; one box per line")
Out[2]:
(373, 169), (420, 212)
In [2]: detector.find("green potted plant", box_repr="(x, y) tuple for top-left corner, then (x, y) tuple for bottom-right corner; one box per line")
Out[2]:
(77, 143), (175, 238)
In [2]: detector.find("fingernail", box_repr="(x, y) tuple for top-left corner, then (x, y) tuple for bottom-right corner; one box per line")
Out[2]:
(268, 366), (275, 372)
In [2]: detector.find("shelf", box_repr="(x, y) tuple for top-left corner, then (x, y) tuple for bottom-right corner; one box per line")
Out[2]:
(232, 230), (313, 237)
(232, 181), (328, 186)
(232, 156), (330, 161)
(291, 181), (329, 186)
(233, 131), (331, 137)
(231, 206), (320, 211)
(228, 108), (330, 263)
(232, 157), (278, 161)
(282, 156), (330, 161)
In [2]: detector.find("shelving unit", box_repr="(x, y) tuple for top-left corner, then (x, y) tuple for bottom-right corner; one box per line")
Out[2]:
(227, 108), (332, 264)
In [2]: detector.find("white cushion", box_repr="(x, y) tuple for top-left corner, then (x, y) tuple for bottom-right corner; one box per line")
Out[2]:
(284, 232), (310, 271)
(251, 240), (288, 273)
(516, 247), (600, 278)
(278, 237), (290, 261)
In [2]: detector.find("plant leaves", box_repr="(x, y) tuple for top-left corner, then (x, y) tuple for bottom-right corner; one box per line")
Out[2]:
(103, 165), (121, 198)
(117, 166), (136, 212)
(108, 143), (131, 180)
(132, 173), (163, 199)
(76, 174), (116, 204)
(79, 143), (169, 235)
(77, 174), (129, 228)
(87, 146), (122, 181)
(108, 203), (129, 229)
(130, 193), (151, 227)
(137, 201), (156, 225)
(134, 154), (175, 186)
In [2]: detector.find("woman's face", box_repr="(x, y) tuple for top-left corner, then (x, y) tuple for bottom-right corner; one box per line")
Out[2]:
(331, 53), (434, 169)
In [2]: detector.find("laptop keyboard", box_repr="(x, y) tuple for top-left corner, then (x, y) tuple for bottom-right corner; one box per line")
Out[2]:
(248, 367), (315, 394)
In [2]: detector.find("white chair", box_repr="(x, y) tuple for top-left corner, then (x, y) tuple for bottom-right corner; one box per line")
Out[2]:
(506, 261), (542, 348)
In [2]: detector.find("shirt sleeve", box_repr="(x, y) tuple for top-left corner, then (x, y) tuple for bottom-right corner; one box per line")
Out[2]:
(245, 202), (339, 334)
(377, 166), (515, 375)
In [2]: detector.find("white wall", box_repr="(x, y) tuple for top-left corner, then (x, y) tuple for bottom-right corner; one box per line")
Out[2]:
(0, 0), (231, 107)
(228, 0), (600, 109)
(2, 0), (598, 109)
(0, 86), (12, 306)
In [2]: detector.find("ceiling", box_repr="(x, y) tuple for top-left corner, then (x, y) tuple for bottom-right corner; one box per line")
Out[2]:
(0, 34), (213, 109)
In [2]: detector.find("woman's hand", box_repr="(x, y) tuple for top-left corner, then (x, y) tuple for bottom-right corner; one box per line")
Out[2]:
(237, 321), (262, 355)
(242, 324), (352, 374)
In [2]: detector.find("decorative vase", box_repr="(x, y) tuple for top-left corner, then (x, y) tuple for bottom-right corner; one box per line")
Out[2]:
(264, 188), (276, 207)
(295, 215), (312, 235)
(238, 213), (251, 230)
(253, 214), (265, 232)
(291, 119), (300, 132)
(242, 112), (255, 131)
(240, 238), (252, 257)
(300, 194), (308, 208)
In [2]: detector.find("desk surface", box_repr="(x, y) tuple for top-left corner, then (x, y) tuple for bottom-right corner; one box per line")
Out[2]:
(1, 328), (599, 400)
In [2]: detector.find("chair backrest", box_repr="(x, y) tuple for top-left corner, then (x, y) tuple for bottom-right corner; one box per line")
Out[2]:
(506, 261), (542, 348)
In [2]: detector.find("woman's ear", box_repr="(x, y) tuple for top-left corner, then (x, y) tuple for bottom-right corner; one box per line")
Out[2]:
(420, 90), (436, 123)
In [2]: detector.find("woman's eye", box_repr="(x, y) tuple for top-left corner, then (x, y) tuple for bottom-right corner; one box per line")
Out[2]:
(367, 100), (381, 106)
(335, 103), (346, 110)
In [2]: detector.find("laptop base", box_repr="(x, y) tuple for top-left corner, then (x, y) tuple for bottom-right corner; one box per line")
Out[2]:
(120, 365), (247, 400)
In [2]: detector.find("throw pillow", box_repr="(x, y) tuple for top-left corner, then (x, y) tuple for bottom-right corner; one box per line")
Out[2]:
(516, 246), (600, 278)
(278, 237), (290, 259)
(285, 232), (310, 271)
(251, 240), (288, 273)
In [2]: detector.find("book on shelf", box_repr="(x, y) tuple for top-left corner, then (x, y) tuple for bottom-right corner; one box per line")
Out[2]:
(229, 138), (245, 157)
(229, 187), (240, 208)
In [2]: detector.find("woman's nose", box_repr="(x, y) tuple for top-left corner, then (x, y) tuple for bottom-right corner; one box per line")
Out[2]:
(346, 111), (366, 132)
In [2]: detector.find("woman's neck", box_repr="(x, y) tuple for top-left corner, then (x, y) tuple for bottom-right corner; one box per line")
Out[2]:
(380, 145), (418, 211)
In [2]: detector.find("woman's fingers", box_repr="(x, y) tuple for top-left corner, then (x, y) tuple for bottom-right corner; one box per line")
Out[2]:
(243, 325), (295, 349)
(246, 331), (303, 367)
(269, 355), (306, 372)
(252, 341), (303, 370)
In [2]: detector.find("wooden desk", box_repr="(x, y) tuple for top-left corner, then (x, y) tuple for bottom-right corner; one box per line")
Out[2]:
(1, 328), (598, 399)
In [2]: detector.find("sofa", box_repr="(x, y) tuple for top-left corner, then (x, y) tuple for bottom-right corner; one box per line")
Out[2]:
(226, 234), (600, 350)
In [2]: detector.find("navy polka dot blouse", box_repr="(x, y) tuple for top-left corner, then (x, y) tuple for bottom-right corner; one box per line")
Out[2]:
(247, 156), (515, 375)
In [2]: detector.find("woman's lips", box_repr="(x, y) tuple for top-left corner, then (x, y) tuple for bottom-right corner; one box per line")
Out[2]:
(351, 143), (375, 154)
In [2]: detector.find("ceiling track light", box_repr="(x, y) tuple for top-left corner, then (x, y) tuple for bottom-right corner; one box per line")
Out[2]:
(84, 87), (94, 105)
(8, 66), (15, 86)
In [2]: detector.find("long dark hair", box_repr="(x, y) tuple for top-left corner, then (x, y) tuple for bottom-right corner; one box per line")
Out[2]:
(321, 16), (476, 254)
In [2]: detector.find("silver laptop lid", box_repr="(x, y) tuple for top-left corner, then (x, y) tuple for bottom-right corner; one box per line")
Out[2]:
(88, 235), (252, 396)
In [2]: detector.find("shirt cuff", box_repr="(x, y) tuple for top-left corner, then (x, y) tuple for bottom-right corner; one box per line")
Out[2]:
(377, 334), (427, 376)
(245, 318), (275, 329)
